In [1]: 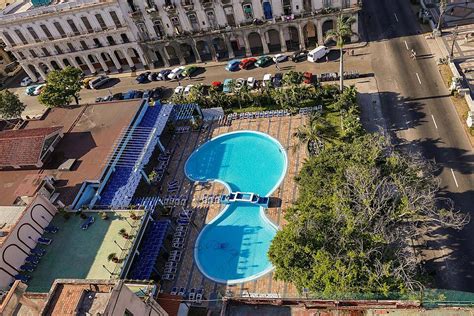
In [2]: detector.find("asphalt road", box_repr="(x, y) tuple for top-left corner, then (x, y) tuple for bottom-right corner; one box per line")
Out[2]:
(365, 0), (474, 292)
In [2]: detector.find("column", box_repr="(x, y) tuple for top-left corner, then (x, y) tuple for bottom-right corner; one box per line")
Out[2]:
(175, 45), (186, 65)
(96, 53), (109, 72)
(317, 19), (324, 45)
(122, 49), (135, 68)
(135, 46), (149, 68)
(243, 32), (252, 57)
(56, 58), (66, 69)
(298, 23), (306, 50)
(35, 65), (47, 81)
(84, 57), (97, 74)
(70, 57), (80, 68)
(109, 50), (123, 72)
(208, 39), (217, 60)
(224, 35), (235, 59)
(190, 41), (202, 63)
(22, 64), (38, 82)
(158, 46), (170, 67)
(279, 26), (287, 52)
(260, 31), (269, 54)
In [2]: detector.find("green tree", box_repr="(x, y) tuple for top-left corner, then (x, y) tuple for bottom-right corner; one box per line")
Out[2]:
(436, 0), (447, 32)
(0, 90), (26, 120)
(325, 15), (356, 91)
(293, 112), (333, 155)
(282, 71), (303, 86)
(38, 66), (83, 108)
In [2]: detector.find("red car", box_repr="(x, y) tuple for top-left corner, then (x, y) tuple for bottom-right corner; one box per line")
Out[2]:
(239, 58), (257, 70)
(303, 72), (313, 84)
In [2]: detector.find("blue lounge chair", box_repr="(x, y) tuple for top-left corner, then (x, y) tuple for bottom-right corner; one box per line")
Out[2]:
(20, 264), (35, 272)
(81, 216), (95, 230)
(44, 225), (59, 234)
(37, 237), (52, 245)
(14, 274), (30, 284)
(25, 256), (39, 265)
(31, 247), (46, 256)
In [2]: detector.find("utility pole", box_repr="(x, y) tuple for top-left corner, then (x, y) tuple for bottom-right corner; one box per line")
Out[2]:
(450, 25), (459, 59)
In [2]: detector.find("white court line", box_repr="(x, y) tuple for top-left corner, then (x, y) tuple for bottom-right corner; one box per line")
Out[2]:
(404, 40), (409, 50)
(451, 168), (459, 188)
(416, 73), (422, 85)
(394, 13), (399, 22)
(431, 114), (438, 129)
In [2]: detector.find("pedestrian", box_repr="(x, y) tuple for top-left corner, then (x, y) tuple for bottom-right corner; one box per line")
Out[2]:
(177, 78), (181, 86)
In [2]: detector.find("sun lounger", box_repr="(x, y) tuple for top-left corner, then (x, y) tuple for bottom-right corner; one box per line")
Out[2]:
(170, 250), (182, 256)
(180, 198), (187, 206)
(44, 225), (59, 234)
(188, 288), (196, 301)
(37, 237), (52, 245)
(14, 274), (30, 284)
(25, 256), (39, 265)
(173, 243), (184, 249)
(214, 196), (220, 204)
(165, 261), (178, 268)
(171, 287), (178, 295)
(31, 247), (45, 256)
(81, 216), (95, 230)
(178, 287), (186, 296)
(176, 225), (187, 233)
(20, 264), (35, 272)
(162, 273), (175, 280)
(177, 219), (189, 225)
(195, 288), (203, 304)
(164, 267), (177, 274)
(173, 237), (185, 244)
(174, 231), (186, 238)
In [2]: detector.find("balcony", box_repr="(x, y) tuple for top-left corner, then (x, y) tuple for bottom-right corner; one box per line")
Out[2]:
(129, 10), (144, 20)
(163, 3), (176, 12)
(201, 0), (213, 7)
(181, 0), (194, 11)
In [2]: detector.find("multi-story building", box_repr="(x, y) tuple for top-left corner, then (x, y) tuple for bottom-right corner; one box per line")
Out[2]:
(0, 0), (360, 82)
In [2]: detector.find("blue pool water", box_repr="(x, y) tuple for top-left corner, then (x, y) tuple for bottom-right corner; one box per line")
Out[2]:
(185, 131), (287, 283)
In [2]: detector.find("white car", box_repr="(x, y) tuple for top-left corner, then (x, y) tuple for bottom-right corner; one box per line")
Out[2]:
(247, 77), (256, 89)
(33, 83), (46, 96)
(174, 85), (184, 95)
(273, 54), (288, 63)
(168, 66), (185, 80)
(183, 84), (194, 95)
(235, 78), (246, 91)
(20, 77), (33, 87)
(263, 74), (272, 87)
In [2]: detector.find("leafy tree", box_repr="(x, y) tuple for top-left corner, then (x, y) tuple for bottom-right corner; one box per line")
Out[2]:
(436, 0), (447, 32)
(325, 15), (356, 91)
(293, 112), (333, 155)
(0, 90), (25, 119)
(282, 71), (303, 86)
(38, 66), (83, 108)
(269, 134), (469, 296)
(329, 85), (356, 111)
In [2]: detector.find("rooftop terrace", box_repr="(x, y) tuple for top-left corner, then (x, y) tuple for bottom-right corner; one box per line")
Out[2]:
(25, 210), (143, 293)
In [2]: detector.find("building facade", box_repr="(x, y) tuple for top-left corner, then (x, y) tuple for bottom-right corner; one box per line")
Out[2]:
(0, 0), (360, 82)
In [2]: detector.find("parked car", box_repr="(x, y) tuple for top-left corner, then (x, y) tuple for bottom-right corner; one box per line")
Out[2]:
(303, 72), (313, 84)
(112, 92), (124, 100)
(123, 90), (137, 99)
(33, 84), (46, 96)
(168, 66), (185, 80)
(239, 58), (257, 70)
(273, 54), (288, 63)
(95, 97), (103, 103)
(225, 60), (241, 72)
(89, 75), (110, 89)
(134, 90), (144, 99)
(247, 77), (257, 89)
(150, 87), (163, 100)
(183, 66), (198, 77)
(136, 72), (151, 83)
(174, 86), (184, 95)
(25, 85), (39, 96)
(184, 84), (194, 95)
(83, 77), (94, 89)
(223, 79), (233, 93)
(291, 50), (308, 62)
(20, 77), (32, 87)
(272, 73), (283, 87)
(262, 74), (272, 87)
(307, 46), (330, 62)
(255, 56), (273, 67)
(158, 69), (171, 80)
(235, 78), (245, 91)
(148, 72), (159, 81)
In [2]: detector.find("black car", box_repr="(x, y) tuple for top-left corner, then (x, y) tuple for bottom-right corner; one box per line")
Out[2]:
(151, 87), (163, 99)
(148, 72), (159, 81)
(134, 90), (144, 99)
(136, 71), (151, 83)
(95, 97), (103, 103)
(291, 50), (308, 62)
(102, 95), (113, 102)
(272, 73), (283, 87)
(112, 92), (124, 100)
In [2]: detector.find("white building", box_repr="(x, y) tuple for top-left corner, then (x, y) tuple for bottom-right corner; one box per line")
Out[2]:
(0, 0), (360, 81)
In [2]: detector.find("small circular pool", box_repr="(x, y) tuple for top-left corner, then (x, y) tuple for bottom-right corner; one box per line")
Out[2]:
(185, 131), (287, 283)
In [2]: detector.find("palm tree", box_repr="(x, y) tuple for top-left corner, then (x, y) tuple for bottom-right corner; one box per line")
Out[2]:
(436, 0), (447, 33)
(325, 15), (356, 91)
(293, 113), (332, 155)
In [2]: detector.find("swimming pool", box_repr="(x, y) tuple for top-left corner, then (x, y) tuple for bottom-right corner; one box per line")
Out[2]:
(185, 131), (287, 284)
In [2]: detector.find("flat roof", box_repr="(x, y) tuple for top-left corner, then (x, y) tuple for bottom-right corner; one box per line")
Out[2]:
(26, 210), (144, 293)
(0, 206), (26, 245)
(0, 100), (143, 206)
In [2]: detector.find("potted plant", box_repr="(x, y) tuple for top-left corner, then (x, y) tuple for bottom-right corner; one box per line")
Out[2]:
(129, 210), (139, 220)
(99, 211), (109, 220)
(118, 228), (126, 237)
(107, 253), (118, 263)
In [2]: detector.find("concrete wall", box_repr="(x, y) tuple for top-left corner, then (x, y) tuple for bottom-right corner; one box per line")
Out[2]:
(0, 195), (57, 290)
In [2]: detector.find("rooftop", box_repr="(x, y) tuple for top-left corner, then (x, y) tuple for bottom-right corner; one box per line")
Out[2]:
(25, 210), (144, 293)
(0, 100), (143, 206)
(0, 206), (26, 245)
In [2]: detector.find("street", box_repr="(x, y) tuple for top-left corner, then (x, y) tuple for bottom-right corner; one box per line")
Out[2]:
(365, 0), (474, 292)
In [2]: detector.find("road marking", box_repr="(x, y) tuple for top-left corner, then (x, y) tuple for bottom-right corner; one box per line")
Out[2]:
(416, 73), (422, 85)
(451, 169), (459, 188)
(404, 40), (409, 50)
(394, 13), (399, 22)
(431, 115), (438, 129)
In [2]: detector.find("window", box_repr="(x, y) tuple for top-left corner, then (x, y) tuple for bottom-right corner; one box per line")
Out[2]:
(67, 19), (80, 35)
(170, 16), (180, 26)
(106, 36), (116, 45)
(67, 43), (76, 52)
(41, 47), (50, 56)
(53, 22), (66, 37)
(323, 0), (332, 8)
(182, 0), (193, 6)
(109, 11), (122, 28)
(93, 38), (102, 47)
(342, 0), (350, 8)
(121, 33), (130, 43)
(54, 45), (63, 54)
(2, 32), (15, 46)
(242, 3), (253, 19)
(17, 51), (25, 59)
(27, 27), (40, 42)
(14, 30), (28, 45)
(81, 16), (93, 32)
(206, 10), (216, 27)
(153, 20), (165, 37)
(282, 0), (292, 15)
(188, 13), (199, 31)
(29, 49), (37, 58)
(80, 40), (88, 50)
(40, 24), (53, 40)
(223, 7), (236, 26)
(95, 14), (107, 30)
